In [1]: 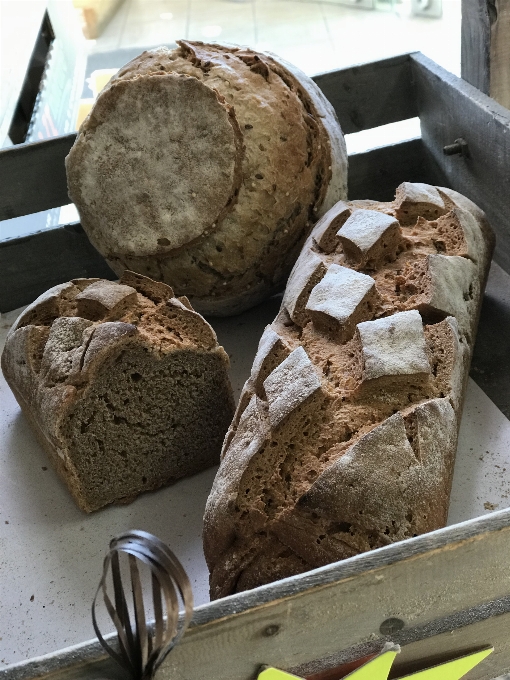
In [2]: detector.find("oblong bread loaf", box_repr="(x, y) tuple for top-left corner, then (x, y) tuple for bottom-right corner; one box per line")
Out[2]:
(203, 182), (495, 598)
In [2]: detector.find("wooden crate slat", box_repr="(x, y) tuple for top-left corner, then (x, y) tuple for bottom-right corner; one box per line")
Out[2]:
(0, 222), (115, 313)
(0, 134), (76, 221)
(158, 514), (510, 679)
(313, 53), (418, 134)
(411, 52), (510, 274)
(461, 0), (491, 96)
(0, 139), (431, 313)
(347, 137), (447, 201)
(461, 0), (510, 109)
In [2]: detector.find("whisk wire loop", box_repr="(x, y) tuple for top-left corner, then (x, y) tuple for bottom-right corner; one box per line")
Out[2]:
(92, 529), (194, 680)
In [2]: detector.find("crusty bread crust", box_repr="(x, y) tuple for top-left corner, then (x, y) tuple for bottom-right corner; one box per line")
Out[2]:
(66, 42), (348, 316)
(203, 183), (495, 598)
(1, 273), (235, 512)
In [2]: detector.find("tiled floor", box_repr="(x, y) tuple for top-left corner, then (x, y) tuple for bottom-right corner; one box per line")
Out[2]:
(89, 0), (461, 78)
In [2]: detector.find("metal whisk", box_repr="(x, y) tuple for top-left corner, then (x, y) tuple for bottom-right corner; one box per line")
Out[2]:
(92, 530), (194, 680)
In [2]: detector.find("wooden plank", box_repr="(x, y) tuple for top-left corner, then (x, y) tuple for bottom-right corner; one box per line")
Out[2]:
(461, 0), (491, 95)
(0, 55), (418, 225)
(489, 0), (510, 109)
(0, 137), (434, 313)
(471, 262), (510, 419)
(411, 52), (510, 274)
(312, 54), (418, 135)
(390, 611), (510, 679)
(461, 0), (510, 109)
(0, 134), (76, 221)
(0, 223), (115, 313)
(347, 137), (447, 202)
(5, 507), (510, 680)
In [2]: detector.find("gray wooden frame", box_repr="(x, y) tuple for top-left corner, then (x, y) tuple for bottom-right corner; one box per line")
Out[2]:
(2, 51), (510, 680)
(5, 50), (508, 312)
(461, 0), (510, 109)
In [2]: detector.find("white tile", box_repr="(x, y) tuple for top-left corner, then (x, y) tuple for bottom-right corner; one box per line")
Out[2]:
(91, 0), (131, 52)
(255, 0), (331, 51)
(120, 0), (188, 48)
(188, 0), (255, 46)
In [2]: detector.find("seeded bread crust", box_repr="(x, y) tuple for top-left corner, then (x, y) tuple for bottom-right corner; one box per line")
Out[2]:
(1, 272), (235, 512)
(66, 41), (348, 316)
(203, 182), (495, 598)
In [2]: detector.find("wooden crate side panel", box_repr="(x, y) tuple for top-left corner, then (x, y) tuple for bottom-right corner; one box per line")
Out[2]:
(4, 510), (510, 680)
(4, 511), (510, 680)
(347, 138), (447, 202)
(489, 0), (510, 109)
(0, 135), (76, 221)
(411, 52), (510, 274)
(156, 524), (510, 680)
(461, 0), (491, 95)
(0, 223), (115, 312)
(0, 138), (428, 313)
(312, 53), (418, 134)
(461, 0), (510, 109)
(390, 612), (510, 680)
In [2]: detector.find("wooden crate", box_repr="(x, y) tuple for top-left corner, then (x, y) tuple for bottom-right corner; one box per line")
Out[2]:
(2, 52), (510, 680)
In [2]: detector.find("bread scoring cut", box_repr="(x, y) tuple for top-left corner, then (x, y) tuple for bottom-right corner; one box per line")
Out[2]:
(203, 182), (494, 598)
(338, 209), (402, 268)
(306, 264), (378, 342)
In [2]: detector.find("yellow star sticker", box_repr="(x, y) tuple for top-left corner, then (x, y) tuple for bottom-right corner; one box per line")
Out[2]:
(258, 645), (493, 680)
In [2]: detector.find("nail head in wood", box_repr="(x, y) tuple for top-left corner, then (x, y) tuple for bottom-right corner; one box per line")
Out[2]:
(379, 617), (405, 635)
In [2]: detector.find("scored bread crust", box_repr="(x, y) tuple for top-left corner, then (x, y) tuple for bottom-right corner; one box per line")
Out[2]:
(1, 273), (235, 513)
(66, 41), (348, 316)
(203, 182), (495, 599)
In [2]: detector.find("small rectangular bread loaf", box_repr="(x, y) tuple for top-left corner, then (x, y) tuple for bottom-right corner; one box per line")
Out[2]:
(1, 272), (235, 512)
(203, 183), (495, 599)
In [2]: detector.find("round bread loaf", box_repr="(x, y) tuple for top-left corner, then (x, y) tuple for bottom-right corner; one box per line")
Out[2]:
(66, 41), (348, 316)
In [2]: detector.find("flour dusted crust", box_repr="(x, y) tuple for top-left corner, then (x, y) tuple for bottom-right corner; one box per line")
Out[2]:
(203, 182), (494, 598)
(1, 273), (235, 512)
(66, 41), (348, 316)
